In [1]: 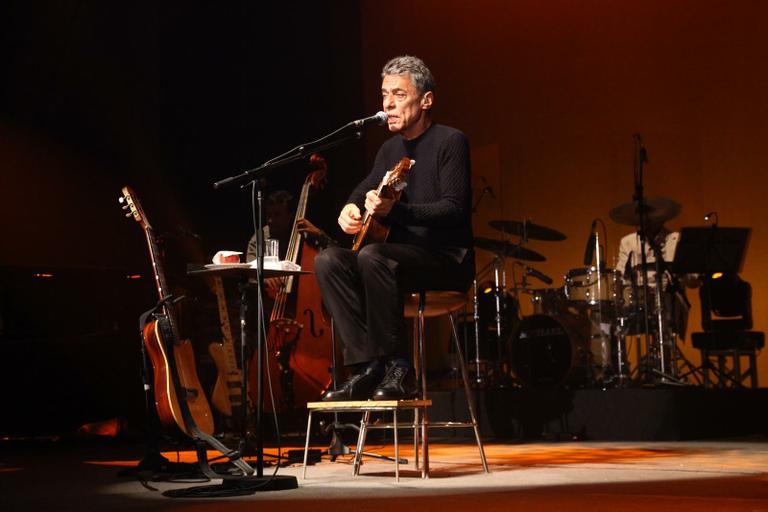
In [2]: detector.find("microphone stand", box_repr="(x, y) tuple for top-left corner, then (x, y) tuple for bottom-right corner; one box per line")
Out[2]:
(592, 221), (610, 385)
(212, 125), (364, 487)
(632, 136), (655, 383)
(632, 135), (651, 379)
(214, 128), (362, 190)
(631, 136), (678, 385)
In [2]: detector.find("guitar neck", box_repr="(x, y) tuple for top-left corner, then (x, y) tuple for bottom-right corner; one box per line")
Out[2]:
(143, 225), (180, 339)
(212, 277), (240, 370)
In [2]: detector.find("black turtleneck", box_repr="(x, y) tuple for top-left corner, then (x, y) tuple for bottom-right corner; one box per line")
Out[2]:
(346, 123), (473, 261)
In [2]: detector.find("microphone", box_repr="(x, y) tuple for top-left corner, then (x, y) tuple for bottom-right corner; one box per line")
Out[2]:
(525, 265), (553, 285)
(348, 111), (388, 128)
(704, 211), (718, 226)
(583, 220), (597, 266)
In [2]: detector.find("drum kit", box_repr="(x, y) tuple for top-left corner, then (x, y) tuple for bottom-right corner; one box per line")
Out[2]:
(470, 197), (697, 389)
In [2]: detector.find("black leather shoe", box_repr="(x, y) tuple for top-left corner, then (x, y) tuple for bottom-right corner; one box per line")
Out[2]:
(372, 364), (417, 400)
(321, 367), (382, 401)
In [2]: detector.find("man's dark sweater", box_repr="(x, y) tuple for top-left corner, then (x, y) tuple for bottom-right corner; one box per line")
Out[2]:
(347, 123), (473, 262)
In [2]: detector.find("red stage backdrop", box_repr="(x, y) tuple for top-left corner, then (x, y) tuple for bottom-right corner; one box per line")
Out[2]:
(360, 0), (768, 382)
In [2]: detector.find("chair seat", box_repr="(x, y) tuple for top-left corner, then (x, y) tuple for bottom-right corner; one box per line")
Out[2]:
(306, 399), (431, 410)
(691, 331), (765, 350)
(403, 291), (467, 318)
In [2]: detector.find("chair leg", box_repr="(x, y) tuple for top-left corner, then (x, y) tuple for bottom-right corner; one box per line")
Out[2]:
(717, 354), (727, 388)
(701, 350), (712, 388)
(302, 410), (314, 479)
(449, 313), (489, 473)
(749, 352), (758, 388)
(413, 407), (420, 471)
(417, 293), (429, 478)
(733, 350), (742, 387)
(412, 312), (421, 471)
(393, 408), (400, 482)
(353, 410), (371, 476)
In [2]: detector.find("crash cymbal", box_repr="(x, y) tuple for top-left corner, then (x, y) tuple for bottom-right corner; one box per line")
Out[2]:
(609, 197), (681, 226)
(473, 236), (546, 261)
(488, 220), (567, 241)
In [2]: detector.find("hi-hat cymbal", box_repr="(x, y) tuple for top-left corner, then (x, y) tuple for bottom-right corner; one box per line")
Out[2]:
(474, 237), (546, 261)
(609, 197), (681, 226)
(488, 220), (567, 241)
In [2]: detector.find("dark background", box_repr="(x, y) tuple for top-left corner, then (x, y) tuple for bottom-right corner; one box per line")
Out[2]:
(0, 1), (370, 435)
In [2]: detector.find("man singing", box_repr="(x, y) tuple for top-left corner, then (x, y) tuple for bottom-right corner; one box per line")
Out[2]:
(315, 55), (474, 401)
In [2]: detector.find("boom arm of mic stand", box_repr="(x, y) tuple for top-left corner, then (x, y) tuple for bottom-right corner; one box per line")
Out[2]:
(213, 130), (362, 190)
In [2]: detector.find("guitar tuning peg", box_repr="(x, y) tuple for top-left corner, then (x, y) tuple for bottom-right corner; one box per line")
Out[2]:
(118, 197), (125, 204)
(125, 212), (133, 218)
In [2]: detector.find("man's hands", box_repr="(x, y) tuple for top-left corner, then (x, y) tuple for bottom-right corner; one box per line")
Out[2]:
(338, 192), (396, 235)
(365, 190), (395, 218)
(338, 203), (363, 234)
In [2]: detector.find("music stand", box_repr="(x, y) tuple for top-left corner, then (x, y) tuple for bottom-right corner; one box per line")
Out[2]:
(671, 227), (750, 275)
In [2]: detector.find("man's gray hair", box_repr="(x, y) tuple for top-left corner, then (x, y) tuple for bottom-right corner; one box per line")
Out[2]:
(382, 55), (435, 95)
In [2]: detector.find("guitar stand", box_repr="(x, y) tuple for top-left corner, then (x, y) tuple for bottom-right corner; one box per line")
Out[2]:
(132, 293), (296, 497)
(119, 299), (204, 484)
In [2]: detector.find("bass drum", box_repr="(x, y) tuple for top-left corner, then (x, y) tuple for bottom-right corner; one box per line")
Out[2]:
(510, 314), (591, 388)
(531, 287), (567, 316)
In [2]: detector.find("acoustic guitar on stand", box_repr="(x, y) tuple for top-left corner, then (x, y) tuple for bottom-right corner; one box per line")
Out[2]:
(351, 156), (414, 251)
(120, 186), (214, 437)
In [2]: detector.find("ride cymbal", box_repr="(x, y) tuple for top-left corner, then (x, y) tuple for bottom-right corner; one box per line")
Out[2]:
(488, 220), (567, 241)
(609, 197), (681, 226)
(473, 237), (546, 261)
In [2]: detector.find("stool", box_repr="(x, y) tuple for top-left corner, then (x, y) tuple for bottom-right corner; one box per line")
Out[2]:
(403, 290), (489, 477)
(302, 290), (489, 481)
(302, 399), (431, 482)
(693, 332), (764, 388)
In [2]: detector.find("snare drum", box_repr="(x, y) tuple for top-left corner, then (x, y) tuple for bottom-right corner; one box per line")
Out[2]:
(564, 267), (621, 305)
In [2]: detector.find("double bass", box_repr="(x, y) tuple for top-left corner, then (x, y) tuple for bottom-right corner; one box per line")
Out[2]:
(250, 155), (335, 412)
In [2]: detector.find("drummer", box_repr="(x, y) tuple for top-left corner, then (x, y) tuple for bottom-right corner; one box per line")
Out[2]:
(615, 220), (679, 288)
(614, 216), (693, 340)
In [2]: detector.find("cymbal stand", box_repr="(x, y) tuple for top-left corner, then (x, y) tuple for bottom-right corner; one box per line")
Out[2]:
(493, 255), (506, 376)
(472, 253), (511, 387)
(471, 277), (483, 386)
(613, 251), (644, 382)
(649, 247), (682, 384)
(633, 135), (655, 383)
